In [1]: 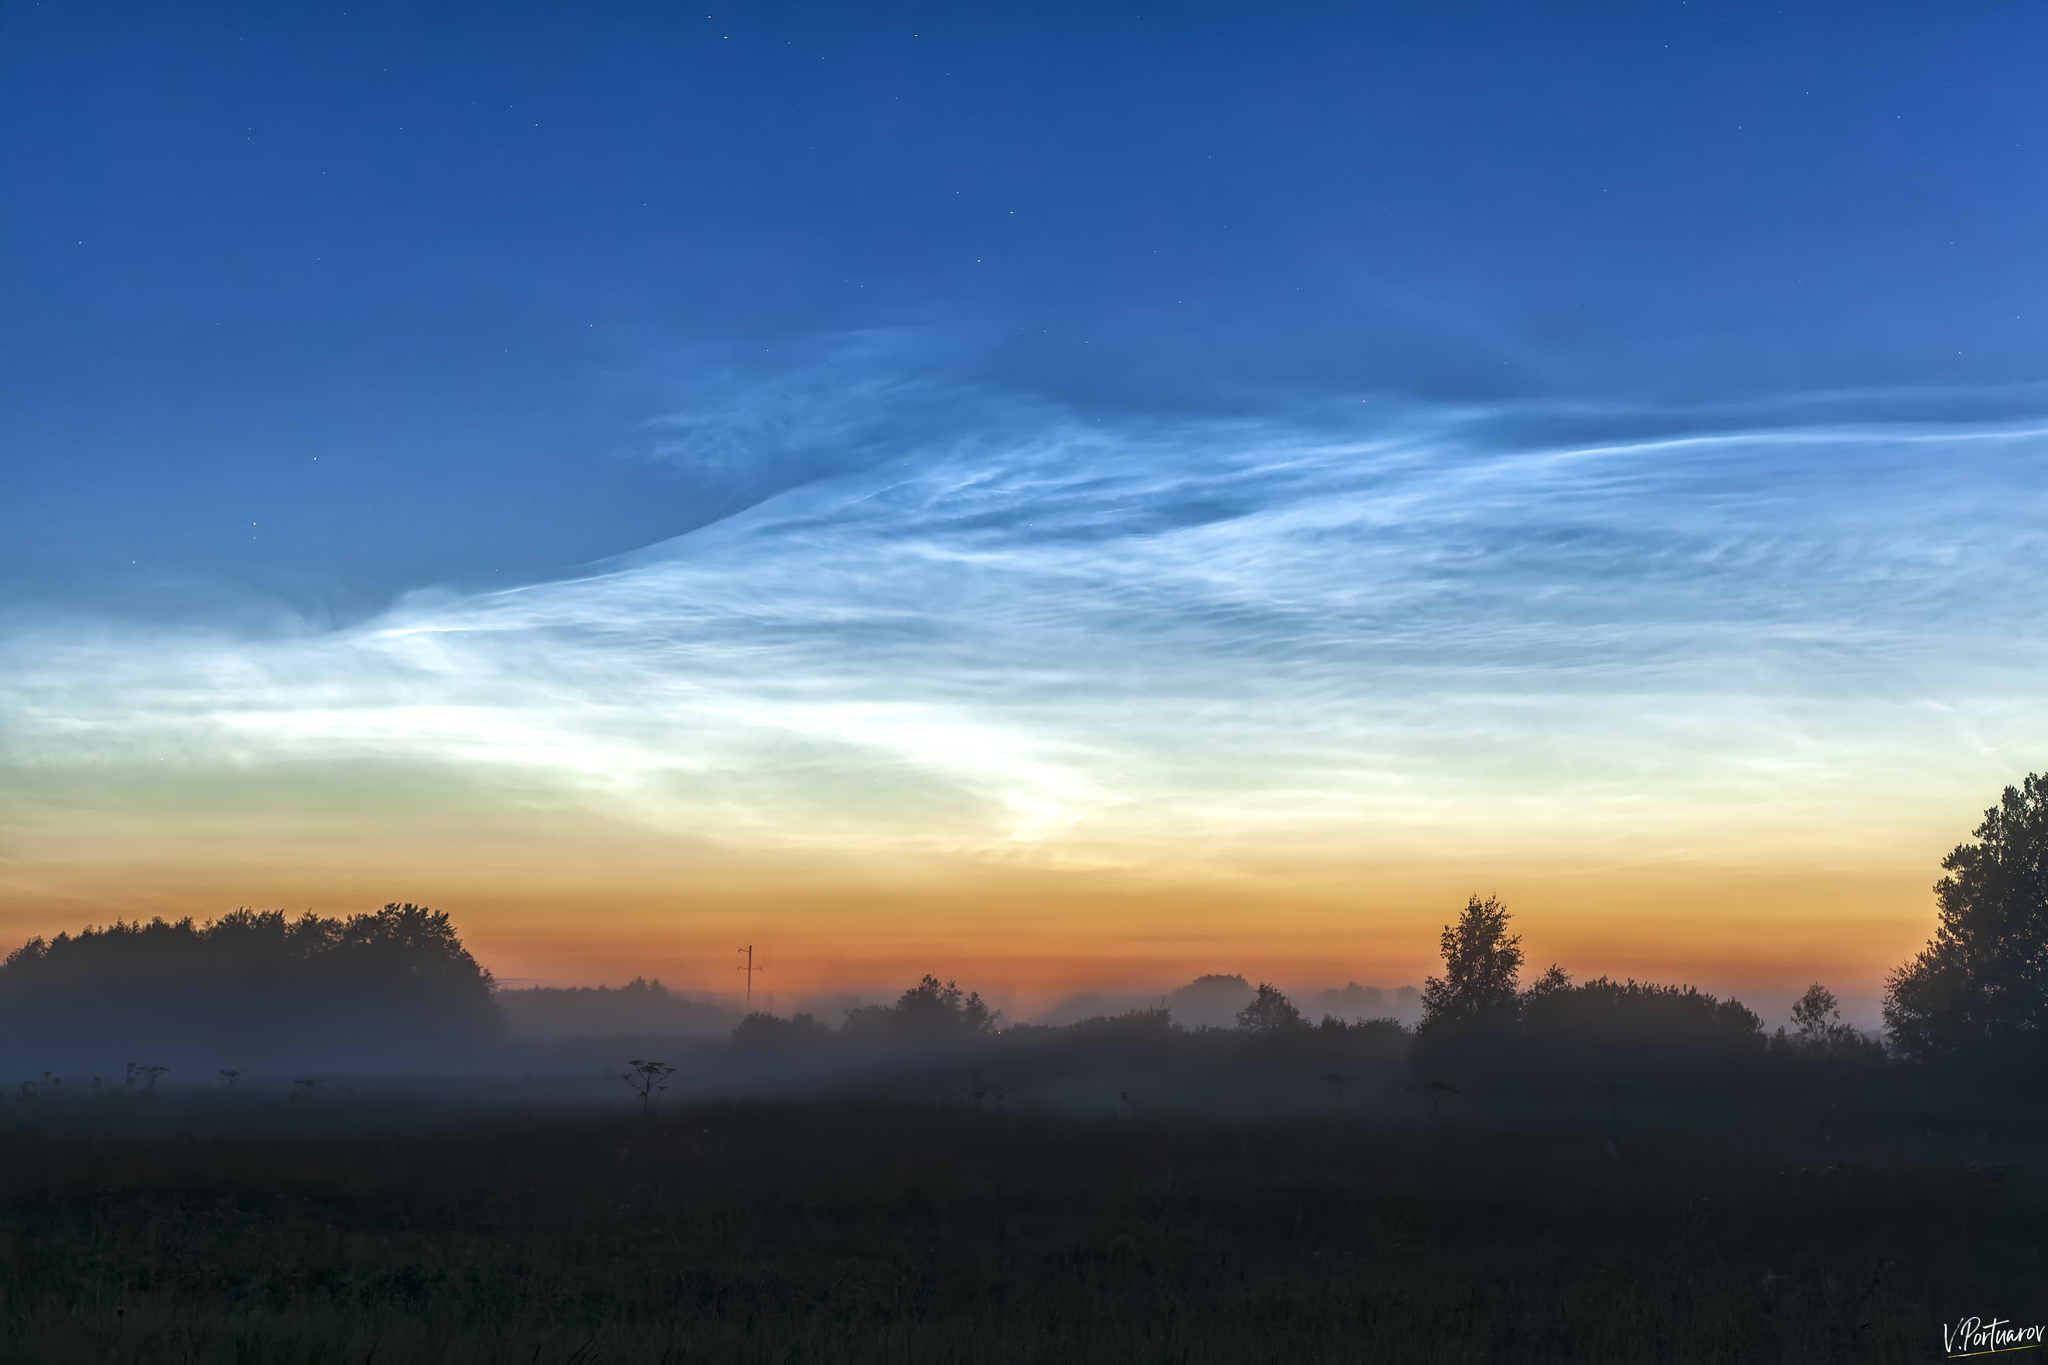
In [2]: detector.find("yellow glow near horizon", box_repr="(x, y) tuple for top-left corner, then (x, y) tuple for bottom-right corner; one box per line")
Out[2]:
(0, 748), (1957, 1023)
(4, 407), (2042, 1026)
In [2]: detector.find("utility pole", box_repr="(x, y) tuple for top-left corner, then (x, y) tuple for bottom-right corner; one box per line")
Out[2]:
(736, 945), (758, 1009)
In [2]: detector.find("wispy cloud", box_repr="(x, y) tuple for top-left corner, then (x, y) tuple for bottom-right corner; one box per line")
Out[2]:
(6, 383), (2048, 870)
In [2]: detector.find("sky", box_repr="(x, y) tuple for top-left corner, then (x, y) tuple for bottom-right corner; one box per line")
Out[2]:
(4, 1), (2047, 1020)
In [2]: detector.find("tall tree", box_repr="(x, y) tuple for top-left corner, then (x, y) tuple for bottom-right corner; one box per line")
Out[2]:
(1884, 774), (2048, 1059)
(1419, 895), (1523, 1032)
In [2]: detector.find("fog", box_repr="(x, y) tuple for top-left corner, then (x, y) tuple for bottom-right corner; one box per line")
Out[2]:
(0, 907), (1905, 1133)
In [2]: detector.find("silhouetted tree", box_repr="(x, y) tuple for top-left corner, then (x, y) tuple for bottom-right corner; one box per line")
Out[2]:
(1790, 983), (1839, 1037)
(0, 903), (499, 1068)
(1774, 983), (1881, 1059)
(1419, 895), (1523, 1034)
(1885, 774), (2048, 1060)
(1167, 974), (1254, 1028)
(842, 975), (999, 1042)
(1523, 963), (1572, 1000)
(1237, 983), (1305, 1032)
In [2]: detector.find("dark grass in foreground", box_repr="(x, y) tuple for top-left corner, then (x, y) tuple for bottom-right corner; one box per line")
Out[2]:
(2, 1096), (2042, 1364)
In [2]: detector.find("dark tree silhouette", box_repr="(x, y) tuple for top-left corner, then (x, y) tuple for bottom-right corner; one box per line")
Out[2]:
(1790, 983), (1840, 1037)
(1885, 774), (2048, 1060)
(1419, 895), (1523, 1033)
(3, 905), (492, 999)
(1236, 983), (1305, 1032)
(1774, 983), (1879, 1059)
(842, 975), (999, 1041)
(1523, 963), (1572, 1000)
(1521, 975), (1763, 1047)
(0, 904), (499, 1068)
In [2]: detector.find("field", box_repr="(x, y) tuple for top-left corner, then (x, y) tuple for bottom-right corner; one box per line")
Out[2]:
(1, 1081), (2041, 1364)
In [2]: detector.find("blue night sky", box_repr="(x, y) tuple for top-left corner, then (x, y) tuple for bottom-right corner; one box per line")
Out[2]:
(3, 1), (2047, 1000)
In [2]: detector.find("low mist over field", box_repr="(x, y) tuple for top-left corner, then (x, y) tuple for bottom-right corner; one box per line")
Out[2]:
(5, 775), (2047, 1361)
(8, 1), (2048, 1358)
(6, 774), (2042, 1119)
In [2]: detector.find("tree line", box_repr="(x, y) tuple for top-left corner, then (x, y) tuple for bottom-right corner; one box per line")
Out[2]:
(1402, 772), (2048, 1069)
(0, 904), (499, 1069)
(5, 774), (2046, 1077)
(724, 772), (2048, 1075)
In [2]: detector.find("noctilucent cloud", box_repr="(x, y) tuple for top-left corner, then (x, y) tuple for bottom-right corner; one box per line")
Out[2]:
(4, 2), (2046, 1001)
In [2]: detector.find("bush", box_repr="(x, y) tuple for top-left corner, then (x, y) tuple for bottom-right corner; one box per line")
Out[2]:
(731, 1011), (832, 1049)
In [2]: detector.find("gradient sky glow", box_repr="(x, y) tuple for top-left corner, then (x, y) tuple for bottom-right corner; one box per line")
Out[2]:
(4, 2), (2047, 1018)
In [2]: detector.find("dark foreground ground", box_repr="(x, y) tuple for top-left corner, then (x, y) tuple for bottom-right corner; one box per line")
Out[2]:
(0, 1089), (2041, 1364)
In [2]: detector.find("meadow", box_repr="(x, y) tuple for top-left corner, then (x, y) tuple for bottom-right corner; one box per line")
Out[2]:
(1, 1072), (2039, 1365)
(8, 784), (2048, 1364)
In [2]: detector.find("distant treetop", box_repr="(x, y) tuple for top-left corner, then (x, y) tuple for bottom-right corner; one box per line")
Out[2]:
(3, 903), (492, 989)
(1237, 983), (1306, 1032)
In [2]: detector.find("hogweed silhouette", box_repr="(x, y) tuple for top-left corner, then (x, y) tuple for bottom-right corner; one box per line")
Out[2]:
(622, 1059), (675, 1118)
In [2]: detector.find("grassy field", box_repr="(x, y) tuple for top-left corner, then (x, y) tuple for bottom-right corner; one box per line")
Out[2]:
(0, 1085), (2041, 1364)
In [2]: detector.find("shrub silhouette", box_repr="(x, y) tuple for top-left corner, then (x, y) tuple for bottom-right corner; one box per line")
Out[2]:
(1315, 1015), (1410, 1042)
(1060, 1006), (1175, 1042)
(1521, 971), (1763, 1048)
(730, 1011), (831, 1048)
(497, 976), (736, 1042)
(1885, 773), (2048, 1060)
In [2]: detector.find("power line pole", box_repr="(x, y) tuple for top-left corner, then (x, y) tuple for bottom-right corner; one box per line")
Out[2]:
(736, 945), (758, 1009)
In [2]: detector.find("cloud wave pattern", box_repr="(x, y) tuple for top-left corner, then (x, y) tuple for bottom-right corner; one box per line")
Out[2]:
(6, 401), (2048, 866)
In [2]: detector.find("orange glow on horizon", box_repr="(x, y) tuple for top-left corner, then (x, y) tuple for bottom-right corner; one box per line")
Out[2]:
(0, 828), (1940, 1022)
